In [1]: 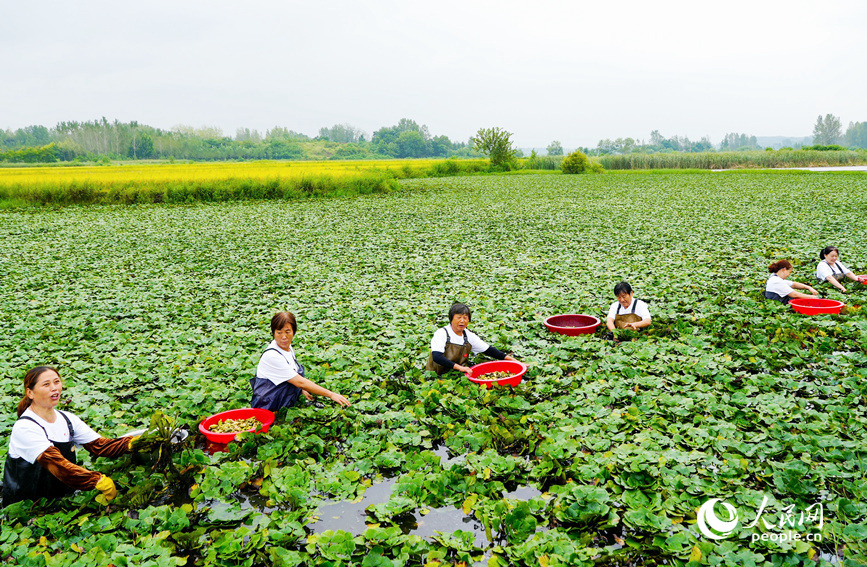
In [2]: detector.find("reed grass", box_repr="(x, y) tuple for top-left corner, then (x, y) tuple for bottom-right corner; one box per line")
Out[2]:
(599, 150), (867, 170)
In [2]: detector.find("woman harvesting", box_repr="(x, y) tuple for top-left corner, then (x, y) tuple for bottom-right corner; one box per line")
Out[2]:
(250, 312), (351, 412)
(3, 366), (137, 506)
(816, 246), (863, 293)
(426, 302), (519, 375)
(764, 260), (819, 304)
(605, 282), (651, 331)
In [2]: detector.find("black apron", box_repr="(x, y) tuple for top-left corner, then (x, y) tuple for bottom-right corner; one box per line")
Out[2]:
(250, 347), (305, 412)
(425, 327), (473, 374)
(614, 301), (643, 329)
(763, 291), (791, 305)
(818, 261), (847, 282)
(764, 274), (792, 304)
(2, 411), (77, 506)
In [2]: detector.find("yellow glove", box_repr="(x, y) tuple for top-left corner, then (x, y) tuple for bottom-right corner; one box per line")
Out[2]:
(95, 475), (117, 504)
(127, 435), (142, 451)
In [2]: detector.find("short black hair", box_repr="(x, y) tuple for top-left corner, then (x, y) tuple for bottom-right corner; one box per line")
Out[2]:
(271, 311), (297, 334)
(613, 282), (633, 296)
(448, 302), (472, 323)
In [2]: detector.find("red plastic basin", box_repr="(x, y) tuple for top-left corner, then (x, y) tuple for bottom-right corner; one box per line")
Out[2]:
(466, 360), (527, 389)
(199, 407), (275, 444)
(789, 298), (844, 315)
(544, 314), (601, 336)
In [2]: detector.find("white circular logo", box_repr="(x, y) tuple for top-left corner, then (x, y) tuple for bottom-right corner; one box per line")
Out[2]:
(697, 498), (739, 540)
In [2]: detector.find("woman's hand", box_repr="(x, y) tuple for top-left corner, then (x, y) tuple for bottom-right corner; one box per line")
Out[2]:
(504, 355), (519, 363)
(454, 364), (472, 375)
(809, 287), (820, 296)
(329, 392), (351, 407)
(95, 475), (117, 504)
(302, 390), (314, 402)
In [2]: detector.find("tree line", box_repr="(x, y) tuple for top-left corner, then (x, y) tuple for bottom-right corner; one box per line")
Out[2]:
(579, 114), (866, 157)
(0, 118), (479, 163)
(3, 114), (866, 164)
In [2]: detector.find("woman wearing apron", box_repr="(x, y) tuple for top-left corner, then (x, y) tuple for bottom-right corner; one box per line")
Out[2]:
(250, 312), (351, 412)
(3, 366), (137, 507)
(605, 282), (652, 331)
(764, 260), (818, 304)
(426, 303), (519, 375)
(816, 246), (863, 293)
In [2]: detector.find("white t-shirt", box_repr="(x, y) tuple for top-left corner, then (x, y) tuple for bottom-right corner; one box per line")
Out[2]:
(8, 408), (100, 464)
(765, 273), (794, 297)
(430, 326), (490, 355)
(256, 340), (302, 385)
(607, 299), (651, 321)
(816, 260), (851, 282)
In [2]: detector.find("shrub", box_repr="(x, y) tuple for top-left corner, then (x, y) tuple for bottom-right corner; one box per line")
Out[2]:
(561, 150), (591, 174)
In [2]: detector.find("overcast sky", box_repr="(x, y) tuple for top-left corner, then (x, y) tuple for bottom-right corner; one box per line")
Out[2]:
(2, 0), (865, 147)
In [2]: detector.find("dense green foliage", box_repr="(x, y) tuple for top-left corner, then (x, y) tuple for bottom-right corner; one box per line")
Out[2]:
(1, 172), (866, 566)
(560, 150), (592, 174)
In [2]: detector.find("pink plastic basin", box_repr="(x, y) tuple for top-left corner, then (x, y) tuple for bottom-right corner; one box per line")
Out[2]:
(199, 407), (275, 444)
(544, 314), (601, 336)
(467, 360), (527, 389)
(789, 298), (844, 315)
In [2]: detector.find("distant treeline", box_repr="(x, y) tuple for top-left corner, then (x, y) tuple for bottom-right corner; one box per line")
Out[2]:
(583, 125), (867, 157)
(0, 118), (481, 163)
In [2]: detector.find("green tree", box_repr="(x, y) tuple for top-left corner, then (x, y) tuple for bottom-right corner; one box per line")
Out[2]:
(395, 130), (427, 158)
(471, 127), (517, 169)
(266, 127), (309, 141)
(843, 121), (867, 149)
(546, 141), (564, 156)
(720, 133), (758, 151)
(318, 123), (365, 144)
(812, 114), (842, 145)
(128, 132), (155, 159)
(560, 150), (591, 174)
(265, 139), (303, 159)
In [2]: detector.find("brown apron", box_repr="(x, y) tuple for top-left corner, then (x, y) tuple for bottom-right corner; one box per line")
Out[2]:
(613, 301), (642, 329)
(425, 327), (473, 374)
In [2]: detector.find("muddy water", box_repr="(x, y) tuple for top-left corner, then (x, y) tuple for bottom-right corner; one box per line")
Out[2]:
(309, 445), (543, 546)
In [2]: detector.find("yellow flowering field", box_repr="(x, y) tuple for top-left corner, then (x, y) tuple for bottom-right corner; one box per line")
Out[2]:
(0, 159), (487, 205)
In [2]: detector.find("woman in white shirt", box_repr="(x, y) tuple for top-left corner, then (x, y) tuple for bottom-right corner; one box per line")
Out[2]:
(764, 260), (819, 304)
(606, 282), (651, 331)
(250, 312), (350, 412)
(816, 246), (862, 293)
(3, 366), (136, 507)
(425, 303), (518, 375)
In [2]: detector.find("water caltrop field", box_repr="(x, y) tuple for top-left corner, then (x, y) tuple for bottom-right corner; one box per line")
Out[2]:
(1, 170), (866, 566)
